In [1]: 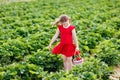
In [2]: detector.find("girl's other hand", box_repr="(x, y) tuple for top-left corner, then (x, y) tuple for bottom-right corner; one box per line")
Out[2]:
(75, 47), (79, 52)
(75, 47), (80, 55)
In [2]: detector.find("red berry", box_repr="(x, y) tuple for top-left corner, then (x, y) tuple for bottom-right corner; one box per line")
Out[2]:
(76, 57), (81, 60)
(76, 50), (80, 55)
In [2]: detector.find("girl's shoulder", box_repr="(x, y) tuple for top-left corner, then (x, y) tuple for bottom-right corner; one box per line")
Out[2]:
(70, 25), (76, 28)
(57, 24), (62, 30)
(70, 25), (76, 30)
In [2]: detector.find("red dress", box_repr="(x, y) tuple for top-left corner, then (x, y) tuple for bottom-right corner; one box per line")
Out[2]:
(52, 24), (76, 57)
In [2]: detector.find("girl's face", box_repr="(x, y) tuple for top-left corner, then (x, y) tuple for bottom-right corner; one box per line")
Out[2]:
(62, 20), (70, 26)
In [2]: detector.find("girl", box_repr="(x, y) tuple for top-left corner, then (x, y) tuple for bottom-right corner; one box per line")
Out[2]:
(48, 14), (79, 72)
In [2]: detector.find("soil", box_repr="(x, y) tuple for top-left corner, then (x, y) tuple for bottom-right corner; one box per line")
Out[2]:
(109, 66), (120, 80)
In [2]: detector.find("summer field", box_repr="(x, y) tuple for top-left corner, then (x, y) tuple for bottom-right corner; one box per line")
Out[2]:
(0, 0), (120, 80)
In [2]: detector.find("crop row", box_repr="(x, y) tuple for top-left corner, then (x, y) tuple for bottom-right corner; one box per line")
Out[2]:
(0, 0), (120, 79)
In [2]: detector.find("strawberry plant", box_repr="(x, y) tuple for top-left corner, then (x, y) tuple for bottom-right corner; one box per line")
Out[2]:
(28, 49), (63, 72)
(0, 0), (119, 79)
(94, 39), (120, 66)
(71, 57), (111, 80)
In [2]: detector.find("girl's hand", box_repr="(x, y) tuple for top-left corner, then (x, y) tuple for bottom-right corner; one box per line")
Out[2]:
(75, 47), (79, 52)
(75, 47), (80, 55)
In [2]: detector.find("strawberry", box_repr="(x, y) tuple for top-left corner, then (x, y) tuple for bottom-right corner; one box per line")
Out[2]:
(76, 57), (81, 60)
(75, 50), (80, 55)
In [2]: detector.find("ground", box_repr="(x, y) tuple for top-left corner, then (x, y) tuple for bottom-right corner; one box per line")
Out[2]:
(110, 66), (120, 80)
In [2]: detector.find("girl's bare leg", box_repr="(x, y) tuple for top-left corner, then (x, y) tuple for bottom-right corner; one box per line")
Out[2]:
(62, 55), (73, 72)
(66, 57), (73, 72)
(62, 55), (67, 70)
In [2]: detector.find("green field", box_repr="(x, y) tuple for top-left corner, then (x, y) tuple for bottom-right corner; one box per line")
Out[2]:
(0, 0), (120, 80)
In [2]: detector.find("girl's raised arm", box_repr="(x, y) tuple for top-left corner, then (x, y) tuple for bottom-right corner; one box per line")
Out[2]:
(48, 28), (60, 50)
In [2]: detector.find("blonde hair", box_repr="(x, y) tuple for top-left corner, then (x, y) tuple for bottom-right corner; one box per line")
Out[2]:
(52, 14), (70, 26)
(59, 14), (70, 23)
